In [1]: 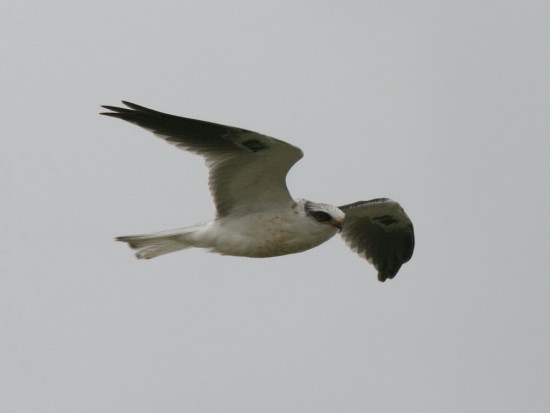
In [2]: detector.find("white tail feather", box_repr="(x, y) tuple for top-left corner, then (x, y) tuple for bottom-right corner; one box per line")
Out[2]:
(116, 226), (201, 259)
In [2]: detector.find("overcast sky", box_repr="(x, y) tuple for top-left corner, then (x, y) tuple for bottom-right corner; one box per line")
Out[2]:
(2, 1), (549, 412)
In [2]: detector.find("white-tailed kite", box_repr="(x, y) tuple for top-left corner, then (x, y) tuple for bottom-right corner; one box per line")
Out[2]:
(102, 101), (414, 281)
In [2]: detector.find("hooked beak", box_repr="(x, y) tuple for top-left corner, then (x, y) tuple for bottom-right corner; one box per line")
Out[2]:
(332, 221), (343, 232)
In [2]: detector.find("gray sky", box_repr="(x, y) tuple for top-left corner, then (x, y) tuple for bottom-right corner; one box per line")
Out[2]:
(2, 1), (549, 412)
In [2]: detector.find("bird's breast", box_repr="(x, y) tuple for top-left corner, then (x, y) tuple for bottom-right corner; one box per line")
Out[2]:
(208, 211), (337, 258)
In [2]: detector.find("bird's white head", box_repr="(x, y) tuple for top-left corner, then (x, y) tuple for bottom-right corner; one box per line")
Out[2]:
(301, 200), (345, 231)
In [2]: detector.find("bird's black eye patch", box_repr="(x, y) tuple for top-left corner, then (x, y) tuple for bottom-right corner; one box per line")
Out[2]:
(241, 139), (268, 152)
(310, 211), (332, 223)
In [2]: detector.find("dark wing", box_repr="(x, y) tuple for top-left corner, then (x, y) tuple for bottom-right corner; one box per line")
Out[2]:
(339, 198), (414, 282)
(101, 101), (303, 217)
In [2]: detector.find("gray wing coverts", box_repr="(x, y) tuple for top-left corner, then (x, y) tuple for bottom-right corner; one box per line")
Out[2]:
(339, 198), (415, 282)
(101, 101), (303, 217)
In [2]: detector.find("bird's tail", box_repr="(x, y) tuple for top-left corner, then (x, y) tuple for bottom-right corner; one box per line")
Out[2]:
(115, 226), (202, 259)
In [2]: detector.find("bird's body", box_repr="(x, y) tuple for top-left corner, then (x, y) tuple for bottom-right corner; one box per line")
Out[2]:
(207, 200), (343, 257)
(119, 199), (343, 259)
(102, 101), (414, 281)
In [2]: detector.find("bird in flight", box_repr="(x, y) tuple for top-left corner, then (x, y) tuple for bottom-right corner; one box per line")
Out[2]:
(101, 101), (414, 281)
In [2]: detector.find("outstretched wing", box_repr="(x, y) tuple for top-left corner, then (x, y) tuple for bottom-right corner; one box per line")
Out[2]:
(101, 101), (303, 217)
(339, 198), (414, 282)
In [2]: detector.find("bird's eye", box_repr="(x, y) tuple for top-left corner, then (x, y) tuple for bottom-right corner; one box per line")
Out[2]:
(312, 211), (332, 222)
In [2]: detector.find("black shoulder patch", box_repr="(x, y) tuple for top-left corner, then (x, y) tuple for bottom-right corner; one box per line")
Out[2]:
(373, 215), (399, 226)
(241, 139), (268, 152)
